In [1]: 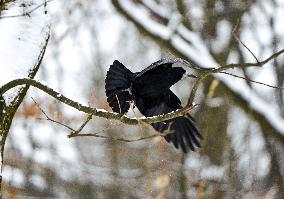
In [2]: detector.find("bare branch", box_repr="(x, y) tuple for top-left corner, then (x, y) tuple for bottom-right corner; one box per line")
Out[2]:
(32, 97), (170, 143)
(32, 97), (162, 142)
(32, 97), (75, 132)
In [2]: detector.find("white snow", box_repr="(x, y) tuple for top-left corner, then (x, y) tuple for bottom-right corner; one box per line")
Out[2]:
(2, 166), (25, 187)
(175, 25), (218, 68)
(217, 72), (284, 133)
(0, 0), (50, 105)
(119, 0), (171, 40)
(211, 20), (232, 54)
(96, 108), (109, 113)
(30, 174), (47, 189)
(142, 0), (169, 18)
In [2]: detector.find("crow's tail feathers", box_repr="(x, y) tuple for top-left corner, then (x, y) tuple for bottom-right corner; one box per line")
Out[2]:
(153, 114), (203, 153)
(105, 60), (134, 114)
(135, 91), (202, 153)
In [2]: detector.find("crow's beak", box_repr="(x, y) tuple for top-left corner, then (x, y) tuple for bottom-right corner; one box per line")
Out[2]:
(187, 74), (197, 78)
(184, 73), (197, 78)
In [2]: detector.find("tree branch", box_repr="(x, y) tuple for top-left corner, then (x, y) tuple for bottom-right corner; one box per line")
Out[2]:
(68, 132), (164, 142)
(0, 78), (197, 126)
(187, 47), (284, 105)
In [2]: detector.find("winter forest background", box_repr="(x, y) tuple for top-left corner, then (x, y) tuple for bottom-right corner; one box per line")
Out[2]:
(0, 0), (284, 198)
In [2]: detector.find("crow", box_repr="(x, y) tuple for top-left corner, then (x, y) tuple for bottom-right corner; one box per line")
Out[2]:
(105, 59), (202, 152)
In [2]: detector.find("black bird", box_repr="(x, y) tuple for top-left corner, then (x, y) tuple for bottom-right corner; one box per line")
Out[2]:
(105, 59), (202, 152)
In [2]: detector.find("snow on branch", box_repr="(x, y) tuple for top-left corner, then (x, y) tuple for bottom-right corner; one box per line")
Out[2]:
(0, 0), (51, 105)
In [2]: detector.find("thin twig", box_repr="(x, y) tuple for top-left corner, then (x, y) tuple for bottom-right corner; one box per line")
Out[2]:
(69, 132), (162, 142)
(32, 97), (75, 131)
(70, 128), (173, 142)
(232, 19), (260, 63)
(68, 114), (93, 137)
(32, 98), (74, 130)
(220, 71), (284, 89)
(32, 98), (96, 135)
(217, 48), (284, 70)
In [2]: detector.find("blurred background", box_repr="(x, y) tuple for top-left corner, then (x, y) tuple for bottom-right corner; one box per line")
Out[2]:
(2, 0), (284, 198)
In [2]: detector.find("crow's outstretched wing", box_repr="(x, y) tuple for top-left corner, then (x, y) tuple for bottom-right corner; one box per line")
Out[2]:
(105, 60), (134, 114)
(132, 63), (186, 98)
(135, 90), (202, 152)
